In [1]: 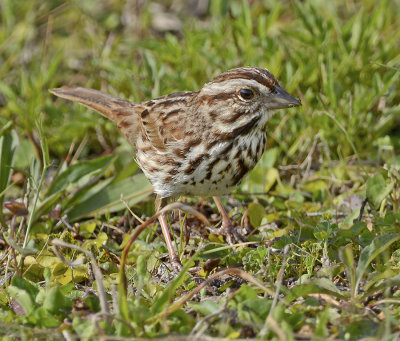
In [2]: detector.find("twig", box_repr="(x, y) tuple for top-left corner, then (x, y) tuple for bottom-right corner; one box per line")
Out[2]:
(95, 125), (111, 151)
(306, 211), (346, 217)
(64, 138), (77, 164)
(120, 195), (144, 224)
(51, 239), (110, 319)
(70, 134), (88, 164)
(357, 198), (369, 223)
(10, 215), (19, 275)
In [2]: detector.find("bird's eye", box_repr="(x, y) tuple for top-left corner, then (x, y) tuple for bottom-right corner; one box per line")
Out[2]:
(238, 88), (254, 100)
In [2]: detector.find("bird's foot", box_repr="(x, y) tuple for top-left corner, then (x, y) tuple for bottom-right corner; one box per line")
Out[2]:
(213, 219), (248, 245)
(169, 256), (183, 273)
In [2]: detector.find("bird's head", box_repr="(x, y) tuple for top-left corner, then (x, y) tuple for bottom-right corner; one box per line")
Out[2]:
(197, 67), (301, 129)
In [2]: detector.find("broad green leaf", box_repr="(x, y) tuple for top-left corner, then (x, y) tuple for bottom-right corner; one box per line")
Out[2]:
(22, 256), (45, 282)
(32, 307), (62, 328)
(3, 234), (37, 256)
(342, 320), (379, 340)
(63, 177), (114, 211)
(32, 192), (63, 222)
(286, 278), (346, 303)
(7, 277), (39, 315)
(237, 298), (271, 325)
(54, 266), (88, 285)
(67, 173), (153, 221)
(113, 160), (139, 183)
(47, 155), (116, 195)
(233, 285), (271, 325)
(355, 234), (400, 294)
(339, 208), (360, 230)
(72, 317), (97, 339)
(7, 285), (35, 315)
(301, 180), (327, 195)
(187, 301), (221, 316)
(43, 287), (72, 314)
(264, 167), (279, 192)
(233, 284), (259, 301)
(247, 202), (265, 228)
(339, 246), (356, 297)
(364, 273), (400, 298)
(36, 252), (62, 268)
(262, 147), (278, 168)
(305, 278), (344, 295)
(52, 262), (69, 277)
(80, 221), (97, 234)
(82, 231), (108, 248)
(136, 254), (147, 290)
(14, 138), (35, 168)
(366, 173), (393, 209)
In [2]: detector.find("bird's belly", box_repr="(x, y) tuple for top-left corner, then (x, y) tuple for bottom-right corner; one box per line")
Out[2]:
(145, 131), (266, 198)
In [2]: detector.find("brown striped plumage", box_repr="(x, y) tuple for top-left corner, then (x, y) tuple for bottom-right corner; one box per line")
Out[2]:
(50, 67), (301, 270)
(50, 67), (300, 200)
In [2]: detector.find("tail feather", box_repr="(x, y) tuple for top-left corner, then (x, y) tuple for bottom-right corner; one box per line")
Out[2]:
(49, 86), (135, 123)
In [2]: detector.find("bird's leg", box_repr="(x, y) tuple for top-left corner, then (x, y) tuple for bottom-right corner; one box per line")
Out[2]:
(213, 196), (247, 244)
(156, 196), (182, 272)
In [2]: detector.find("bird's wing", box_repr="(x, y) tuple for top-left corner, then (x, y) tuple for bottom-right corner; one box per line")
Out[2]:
(139, 92), (197, 150)
(138, 106), (166, 151)
(50, 87), (195, 151)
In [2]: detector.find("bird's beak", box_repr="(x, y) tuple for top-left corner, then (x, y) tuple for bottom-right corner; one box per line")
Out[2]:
(267, 86), (301, 109)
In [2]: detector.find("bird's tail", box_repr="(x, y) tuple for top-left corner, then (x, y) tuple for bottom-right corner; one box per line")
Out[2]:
(49, 86), (135, 124)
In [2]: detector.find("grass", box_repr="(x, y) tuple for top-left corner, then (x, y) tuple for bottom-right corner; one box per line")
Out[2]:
(1, 0), (400, 339)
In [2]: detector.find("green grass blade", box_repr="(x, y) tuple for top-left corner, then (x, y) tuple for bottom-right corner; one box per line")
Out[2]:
(355, 234), (400, 295)
(67, 173), (153, 221)
(0, 128), (19, 221)
(47, 155), (116, 196)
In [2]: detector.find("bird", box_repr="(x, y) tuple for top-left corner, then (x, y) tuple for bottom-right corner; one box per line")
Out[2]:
(50, 67), (301, 271)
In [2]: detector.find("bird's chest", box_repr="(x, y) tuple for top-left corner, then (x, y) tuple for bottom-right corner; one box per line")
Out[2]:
(137, 129), (266, 198)
(179, 130), (267, 196)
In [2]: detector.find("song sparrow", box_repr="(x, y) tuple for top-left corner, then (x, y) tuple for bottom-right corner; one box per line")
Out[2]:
(50, 67), (301, 270)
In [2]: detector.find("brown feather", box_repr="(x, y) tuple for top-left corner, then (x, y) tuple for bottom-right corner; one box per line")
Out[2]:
(49, 87), (135, 123)
(139, 108), (166, 151)
(49, 86), (144, 146)
(49, 67), (300, 198)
